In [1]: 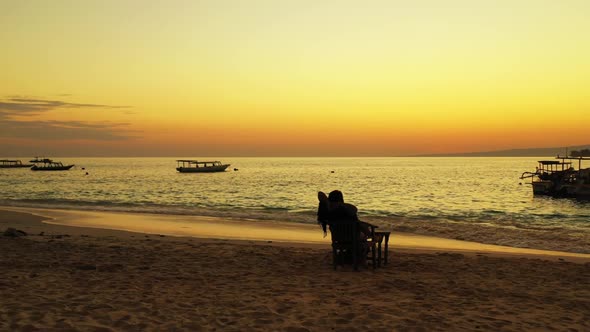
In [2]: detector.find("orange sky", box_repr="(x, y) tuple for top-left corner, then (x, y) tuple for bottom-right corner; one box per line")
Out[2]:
(1, 1), (589, 156)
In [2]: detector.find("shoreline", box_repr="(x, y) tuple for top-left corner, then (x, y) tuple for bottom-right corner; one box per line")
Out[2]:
(3, 200), (589, 254)
(2, 206), (589, 263)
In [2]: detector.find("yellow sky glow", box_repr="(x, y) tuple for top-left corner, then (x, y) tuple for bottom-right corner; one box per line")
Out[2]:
(1, 0), (589, 156)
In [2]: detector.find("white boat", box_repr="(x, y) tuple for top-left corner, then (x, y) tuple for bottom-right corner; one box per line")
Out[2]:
(176, 160), (230, 173)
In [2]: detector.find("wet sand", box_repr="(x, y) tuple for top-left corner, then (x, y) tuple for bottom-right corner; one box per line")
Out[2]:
(7, 207), (590, 261)
(1, 208), (589, 331)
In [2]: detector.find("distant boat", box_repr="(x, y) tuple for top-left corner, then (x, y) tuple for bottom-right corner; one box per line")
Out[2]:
(30, 159), (74, 171)
(0, 159), (33, 168)
(176, 160), (230, 173)
(520, 156), (590, 199)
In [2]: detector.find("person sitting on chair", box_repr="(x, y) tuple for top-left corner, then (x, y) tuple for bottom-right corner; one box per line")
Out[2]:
(318, 190), (372, 265)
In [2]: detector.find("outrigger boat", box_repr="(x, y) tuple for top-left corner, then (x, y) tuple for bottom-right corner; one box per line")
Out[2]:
(176, 160), (230, 173)
(520, 156), (590, 198)
(30, 159), (74, 171)
(0, 160), (33, 168)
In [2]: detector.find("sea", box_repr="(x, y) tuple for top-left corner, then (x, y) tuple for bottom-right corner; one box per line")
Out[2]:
(1, 157), (589, 253)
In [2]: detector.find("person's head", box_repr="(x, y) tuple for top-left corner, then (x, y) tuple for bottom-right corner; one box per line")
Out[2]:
(328, 190), (344, 204)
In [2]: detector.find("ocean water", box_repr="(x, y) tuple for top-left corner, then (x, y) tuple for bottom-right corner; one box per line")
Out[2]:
(1, 157), (589, 253)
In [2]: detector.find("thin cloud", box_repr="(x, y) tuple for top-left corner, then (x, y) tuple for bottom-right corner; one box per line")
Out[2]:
(0, 119), (140, 141)
(0, 97), (130, 117)
(0, 96), (138, 141)
(43, 120), (132, 129)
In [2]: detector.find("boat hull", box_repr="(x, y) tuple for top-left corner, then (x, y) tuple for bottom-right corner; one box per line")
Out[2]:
(562, 184), (590, 199)
(531, 181), (590, 199)
(31, 165), (74, 171)
(176, 164), (230, 173)
(532, 181), (554, 195)
(0, 164), (33, 168)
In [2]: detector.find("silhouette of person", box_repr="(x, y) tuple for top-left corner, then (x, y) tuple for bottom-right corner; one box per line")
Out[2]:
(319, 190), (372, 266)
(317, 191), (330, 237)
(317, 190), (370, 236)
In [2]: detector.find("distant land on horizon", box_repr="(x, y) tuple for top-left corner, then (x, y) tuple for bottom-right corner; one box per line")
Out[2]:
(4, 144), (590, 158)
(416, 144), (590, 157)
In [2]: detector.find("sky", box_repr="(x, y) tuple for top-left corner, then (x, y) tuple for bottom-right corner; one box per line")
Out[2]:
(1, 0), (589, 156)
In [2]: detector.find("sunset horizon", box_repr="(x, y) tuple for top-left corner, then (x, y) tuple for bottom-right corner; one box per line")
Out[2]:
(2, 2), (590, 329)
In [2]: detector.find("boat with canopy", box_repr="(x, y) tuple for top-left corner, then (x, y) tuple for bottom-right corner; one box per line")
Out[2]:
(176, 160), (230, 173)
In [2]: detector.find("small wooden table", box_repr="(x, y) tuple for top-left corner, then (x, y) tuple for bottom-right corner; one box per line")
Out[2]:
(374, 231), (391, 267)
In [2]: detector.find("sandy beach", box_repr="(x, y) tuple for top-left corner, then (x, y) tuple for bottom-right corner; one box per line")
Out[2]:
(1, 208), (589, 331)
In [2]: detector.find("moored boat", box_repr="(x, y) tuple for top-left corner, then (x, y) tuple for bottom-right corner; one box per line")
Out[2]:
(0, 160), (33, 168)
(30, 159), (74, 171)
(520, 156), (590, 198)
(176, 160), (230, 173)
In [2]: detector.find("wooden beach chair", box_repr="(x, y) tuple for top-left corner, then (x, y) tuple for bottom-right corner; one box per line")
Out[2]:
(329, 221), (377, 271)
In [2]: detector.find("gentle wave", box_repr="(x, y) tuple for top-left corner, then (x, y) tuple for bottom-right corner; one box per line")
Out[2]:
(2, 198), (589, 254)
(4, 197), (587, 228)
(0, 199), (317, 223)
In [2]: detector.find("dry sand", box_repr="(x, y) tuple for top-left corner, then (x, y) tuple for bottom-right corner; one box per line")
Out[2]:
(1, 208), (589, 331)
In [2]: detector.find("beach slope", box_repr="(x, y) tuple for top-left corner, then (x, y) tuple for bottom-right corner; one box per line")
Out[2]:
(1, 209), (589, 331)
